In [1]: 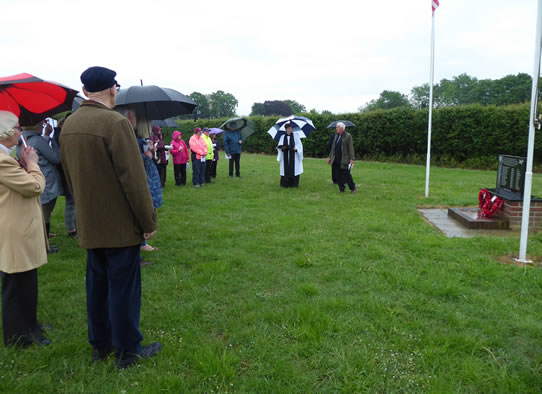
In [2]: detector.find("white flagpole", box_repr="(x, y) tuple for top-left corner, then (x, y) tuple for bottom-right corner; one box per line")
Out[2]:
(518, 0), (542, 263)
(425, 11), (436, 198)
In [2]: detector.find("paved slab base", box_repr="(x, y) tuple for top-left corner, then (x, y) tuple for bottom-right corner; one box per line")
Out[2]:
(418, 208), (514, 238)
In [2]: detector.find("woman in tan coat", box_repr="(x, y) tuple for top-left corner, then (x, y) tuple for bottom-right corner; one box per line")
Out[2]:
(0, 111), (50, 347)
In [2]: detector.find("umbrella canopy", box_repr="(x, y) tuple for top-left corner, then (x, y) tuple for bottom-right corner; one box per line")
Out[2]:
(267, 115), (316, 141)
(0, 73), (78, 126)
(326, 120), (356, 128)
(210, 127), (224, 134)
(152, 117), (178, 128)
(116, 85), (197, 120)
(219, 117), (256, 139)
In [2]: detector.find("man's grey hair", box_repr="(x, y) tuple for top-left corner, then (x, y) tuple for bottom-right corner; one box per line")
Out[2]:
(336, 122), (346, 130)
(116, 106), (136, 117)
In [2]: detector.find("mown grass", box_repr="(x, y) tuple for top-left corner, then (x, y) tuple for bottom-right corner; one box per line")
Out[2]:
(1, 154), (541, 392)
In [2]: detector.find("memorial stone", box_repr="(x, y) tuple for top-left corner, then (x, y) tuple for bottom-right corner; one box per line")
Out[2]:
(495, 155), (526, 198)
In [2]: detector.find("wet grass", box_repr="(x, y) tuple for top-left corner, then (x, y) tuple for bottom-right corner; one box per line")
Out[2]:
(1, 154), (541, 392)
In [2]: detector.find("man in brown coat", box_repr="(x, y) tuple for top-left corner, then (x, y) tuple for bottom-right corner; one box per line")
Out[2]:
(60, 66), (161, 369)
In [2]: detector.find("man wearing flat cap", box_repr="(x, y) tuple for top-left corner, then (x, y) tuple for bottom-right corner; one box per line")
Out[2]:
(60, 66), (161, 369)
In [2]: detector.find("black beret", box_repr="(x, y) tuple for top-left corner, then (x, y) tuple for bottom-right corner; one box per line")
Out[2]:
(80, 66), (118, 93)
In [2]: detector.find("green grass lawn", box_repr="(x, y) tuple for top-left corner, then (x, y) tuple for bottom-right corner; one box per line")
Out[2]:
(1, 154), (541, 392)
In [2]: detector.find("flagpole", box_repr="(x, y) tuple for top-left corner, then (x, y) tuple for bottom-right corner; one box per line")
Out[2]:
(518, 0), (542, 263)
(425, 10), (436, 198)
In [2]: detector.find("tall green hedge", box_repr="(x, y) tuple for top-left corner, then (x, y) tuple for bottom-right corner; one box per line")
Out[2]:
(163, 104), (539, 170)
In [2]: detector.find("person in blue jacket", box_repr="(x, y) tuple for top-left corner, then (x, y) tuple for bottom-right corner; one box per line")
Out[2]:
(223, 122), (243, 177)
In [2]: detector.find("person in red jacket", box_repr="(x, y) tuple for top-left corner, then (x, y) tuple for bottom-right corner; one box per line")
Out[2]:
(170, 130), (189, 186)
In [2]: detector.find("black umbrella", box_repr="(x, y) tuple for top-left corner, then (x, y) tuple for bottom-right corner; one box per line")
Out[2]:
(219, 117), (256, 140)
(152, 117), (178, 128)
(326, 120), (356, 128)
(116, 85), (197, 120)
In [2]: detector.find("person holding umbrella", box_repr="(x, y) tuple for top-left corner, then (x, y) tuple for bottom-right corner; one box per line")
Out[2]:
(223, 122), (243, 178)
(277, 123), (303, 188)
(0, 111), (52, 347)
(328, 122), (357, 194)
(17, 120), (63, 253)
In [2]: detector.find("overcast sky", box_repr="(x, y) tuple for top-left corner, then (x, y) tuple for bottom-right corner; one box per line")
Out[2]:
(1, 0), (538, 116)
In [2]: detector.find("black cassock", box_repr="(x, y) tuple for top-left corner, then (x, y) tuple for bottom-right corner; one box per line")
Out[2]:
(279, 134), (299, 188)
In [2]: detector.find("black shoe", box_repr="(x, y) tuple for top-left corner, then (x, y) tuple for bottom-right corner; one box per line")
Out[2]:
(67, 230), (78, 238)
(92, 345), (113, 362)
(17, 333), (52, 348)
(115, 342), (162, 369)
(47, 246), (59, 254)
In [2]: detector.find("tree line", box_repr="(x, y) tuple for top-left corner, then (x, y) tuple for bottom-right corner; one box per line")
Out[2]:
(185, 92), (308, 119)
(184, 72), (538, 120)
(361, 72), (541, 112)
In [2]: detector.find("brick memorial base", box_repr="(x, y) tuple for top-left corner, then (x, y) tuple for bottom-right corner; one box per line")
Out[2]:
(489, 188), (542, 231)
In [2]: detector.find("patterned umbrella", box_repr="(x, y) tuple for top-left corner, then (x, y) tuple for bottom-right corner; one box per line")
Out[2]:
(0, 73), (78, 126)
(267, 115), (315, 141)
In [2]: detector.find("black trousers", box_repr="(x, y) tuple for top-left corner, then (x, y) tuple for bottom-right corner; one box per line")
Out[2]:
(209, 160), (218, 178)
(338, 167), (356, 192)
(42, 198), (57, 235)
(331, 163), (339, 184)
(86, 245), (143, 354)
(1, 269), (44, 346)
(155, 163), (167, 187)
(205, 159), (213, 183)
(228, 154), (241, 176)
(174, 164), (186, 185)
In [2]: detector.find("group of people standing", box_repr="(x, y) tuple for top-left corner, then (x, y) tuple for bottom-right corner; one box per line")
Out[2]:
(141, 125), (230, 189)
(0, 65), (358, 372)
(188, 127), (222, 188)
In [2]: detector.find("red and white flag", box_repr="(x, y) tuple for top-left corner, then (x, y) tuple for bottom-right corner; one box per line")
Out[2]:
(432, 0), (439, 14)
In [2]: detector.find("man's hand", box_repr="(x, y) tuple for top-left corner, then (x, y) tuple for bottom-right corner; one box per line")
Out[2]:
(143, 230), (156, 240)
(327, 158), (332, 165)
(43, 123), (53, 137)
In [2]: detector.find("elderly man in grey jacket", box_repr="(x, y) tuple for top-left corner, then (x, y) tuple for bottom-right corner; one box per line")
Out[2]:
(17, 120), (63, 252)
(328, 122), (357, 194)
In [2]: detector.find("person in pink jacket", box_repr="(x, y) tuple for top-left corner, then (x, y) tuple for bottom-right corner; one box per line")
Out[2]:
(188, 128), (208, 188)
(170, 130), (189, 186)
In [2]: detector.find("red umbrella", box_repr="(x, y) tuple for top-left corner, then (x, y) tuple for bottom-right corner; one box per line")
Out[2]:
(0, 73), (78, 126)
